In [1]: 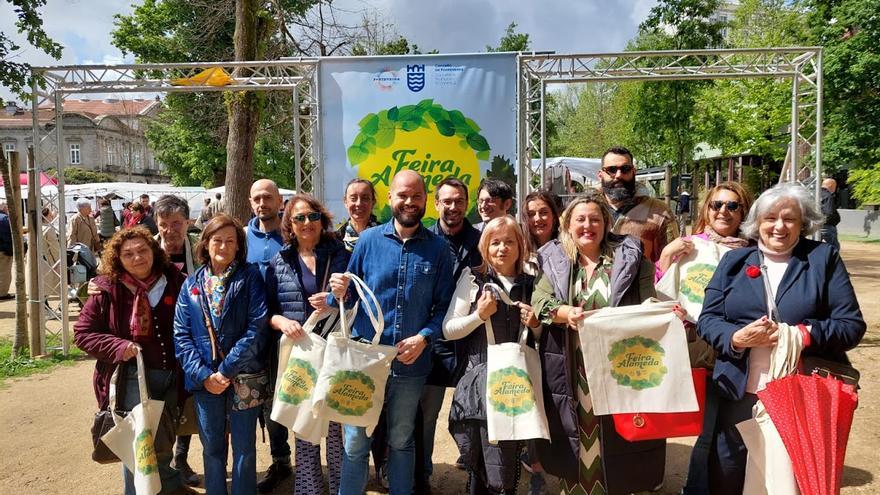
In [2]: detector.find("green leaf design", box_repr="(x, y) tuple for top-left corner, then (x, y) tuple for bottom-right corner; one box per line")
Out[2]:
(436, 120), (455, 136)
(347, 102), (492, 166)
(466, 133), (490, 152)
(607, 336), (667, 390)
(487, 366), (536, 416)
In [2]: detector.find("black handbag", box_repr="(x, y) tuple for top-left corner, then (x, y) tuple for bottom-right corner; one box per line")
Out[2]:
(91, 364), (125, 464)
(799, 355), (860, 389)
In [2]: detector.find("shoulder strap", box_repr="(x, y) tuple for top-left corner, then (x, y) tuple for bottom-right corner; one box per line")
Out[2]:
(196, 279), (226, 362)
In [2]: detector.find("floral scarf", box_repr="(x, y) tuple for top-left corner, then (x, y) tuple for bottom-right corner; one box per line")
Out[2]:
(203, 261), (238, 319)
(704, 226), (750, 249)
(341, 215), (378, 252)
(121, 271), (161, 343)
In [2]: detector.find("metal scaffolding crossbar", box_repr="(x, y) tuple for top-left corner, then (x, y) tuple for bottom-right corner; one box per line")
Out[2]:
(28, 59), (320, 356)
(516, 47), (823, 208)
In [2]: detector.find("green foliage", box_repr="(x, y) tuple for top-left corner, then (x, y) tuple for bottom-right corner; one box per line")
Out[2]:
(351, 36), (426, 56)
(0, 0), (63, 103)
(848, 163), (880, 205)
(45, 167), (114, 184)
(548, 83), (637, 158)
(628, 0), (725, 169)
(802, 0), (880, 176)
(346, 100), (490, 166)
(487, 22), (530, 52)
(0, 337), (85, 384)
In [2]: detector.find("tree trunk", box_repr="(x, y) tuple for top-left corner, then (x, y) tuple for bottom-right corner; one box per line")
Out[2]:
(1, 151), (30, 357)
(224, 0), (261, 225)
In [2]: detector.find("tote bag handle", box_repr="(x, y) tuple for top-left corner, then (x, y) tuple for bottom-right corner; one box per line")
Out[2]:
(337, 272), (385, 346)
(108, 348), (149, 424)
(481, 282), (529, 347)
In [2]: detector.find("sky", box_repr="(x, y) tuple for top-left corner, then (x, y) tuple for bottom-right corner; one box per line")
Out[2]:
(1, 0), (658, 103)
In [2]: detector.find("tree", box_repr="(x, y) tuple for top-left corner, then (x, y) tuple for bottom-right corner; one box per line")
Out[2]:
(0, 0), (63, 104)
(0, 152), (28, 357)
(487, 22), (530, 52)
(802, 0), (880, 203)
(548, 83), (637, 158)
(629, 0), (725, 188)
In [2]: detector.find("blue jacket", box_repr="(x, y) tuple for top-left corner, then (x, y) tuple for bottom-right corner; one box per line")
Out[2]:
(173, 263), (269, 391)
(329, 221), (455, 377)
(698, 238), (866, 401)
(245, 216), (284, 279)
(266, 238), (350, 326)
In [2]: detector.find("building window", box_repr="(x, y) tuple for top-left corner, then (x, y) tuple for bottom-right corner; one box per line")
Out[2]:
(70, 143), (81, 165)
(106, 142), (115, 166)
(134, 148), (141, 169)
(3, 142), (14, 161)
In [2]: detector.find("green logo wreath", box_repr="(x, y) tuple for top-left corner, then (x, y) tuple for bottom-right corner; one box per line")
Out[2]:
(607, 336), (668, 390)
(326, 370), (376, 416)
(487, 366), (536, 416)
(278, 358), (318, 406)
(680, 263), (717, 304)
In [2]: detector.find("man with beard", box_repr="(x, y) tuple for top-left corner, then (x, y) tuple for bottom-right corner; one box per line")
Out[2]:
(474, 178), (514, 231)
(243, 179), (295, 493)
(598, 146), (677, 263)
(329, 170), (454, 495)
(418, 177), (482, 489)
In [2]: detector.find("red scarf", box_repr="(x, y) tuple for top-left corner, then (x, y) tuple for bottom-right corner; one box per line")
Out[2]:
(121, 271), (161, 343)
(125, 212), (144, 229)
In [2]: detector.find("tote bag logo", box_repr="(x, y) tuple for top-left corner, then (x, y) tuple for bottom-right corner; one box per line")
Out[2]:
(608, 336), (668, 390)
(279, 358), (319, 406)
(681, 263), (716, 304)
(326, 370), (376, 416)
(487, 366), (535, 416)
(407, 64), (425, 92)
(135, 429), (158, 475)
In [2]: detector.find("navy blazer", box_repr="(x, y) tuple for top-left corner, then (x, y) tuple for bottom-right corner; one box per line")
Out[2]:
(697, 238), (865, 401)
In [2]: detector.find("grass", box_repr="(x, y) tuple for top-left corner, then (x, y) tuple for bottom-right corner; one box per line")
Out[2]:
(841, 234), (880, 244)
(0, 336), (87, 384)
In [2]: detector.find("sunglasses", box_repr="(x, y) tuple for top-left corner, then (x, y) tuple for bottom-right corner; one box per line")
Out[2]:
(709, 200), (741, 212)
(602, 164), (634, 175)
(293, 212), (322, 223)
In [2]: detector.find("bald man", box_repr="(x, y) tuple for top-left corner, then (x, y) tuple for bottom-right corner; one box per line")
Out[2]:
(820, 177), (841, 250)
(328, 170), (454, 495)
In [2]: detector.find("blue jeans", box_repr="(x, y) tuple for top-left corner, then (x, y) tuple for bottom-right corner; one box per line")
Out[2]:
(420, 384), (446, 479)
(120, 367), (181, 495)
(195, 389), (261, 495)
(339, 374), (427, 495)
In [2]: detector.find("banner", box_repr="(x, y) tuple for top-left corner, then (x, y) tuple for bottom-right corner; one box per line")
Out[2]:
(319, 53), (518, 224)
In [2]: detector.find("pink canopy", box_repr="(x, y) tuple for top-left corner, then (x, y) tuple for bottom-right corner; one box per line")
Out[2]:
(0, 172), (58, 187)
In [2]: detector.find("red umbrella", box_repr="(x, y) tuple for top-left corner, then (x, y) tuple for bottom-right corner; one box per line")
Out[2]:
(757, 373), (858, 495)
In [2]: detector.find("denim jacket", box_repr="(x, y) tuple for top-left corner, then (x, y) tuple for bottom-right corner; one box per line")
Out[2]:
(173, 263), (268, 391)
(329, 221), (454, 377)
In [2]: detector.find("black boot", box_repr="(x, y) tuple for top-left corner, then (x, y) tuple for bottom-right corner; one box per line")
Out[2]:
(257, 462), (293, 494)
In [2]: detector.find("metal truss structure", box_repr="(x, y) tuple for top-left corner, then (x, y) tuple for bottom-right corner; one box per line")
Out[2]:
(517, 47), (823, 203)
(28, 60), (319, 355)
(26, 48), (823, 355)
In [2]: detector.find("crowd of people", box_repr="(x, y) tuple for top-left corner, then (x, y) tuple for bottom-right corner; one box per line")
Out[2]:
(68, 145), (864, 495)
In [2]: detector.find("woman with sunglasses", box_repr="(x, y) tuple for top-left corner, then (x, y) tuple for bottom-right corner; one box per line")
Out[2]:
(265, 194), (350, 495)
(655, 181), (753, 494)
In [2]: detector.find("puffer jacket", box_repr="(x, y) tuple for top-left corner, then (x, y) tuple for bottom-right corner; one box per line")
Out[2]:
(173, 262), (268, 392)
(266, 238), (350, 326)
(531, 235), (664, 494)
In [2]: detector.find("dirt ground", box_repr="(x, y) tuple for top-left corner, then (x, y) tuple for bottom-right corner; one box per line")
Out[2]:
(0, 240), (877, 495)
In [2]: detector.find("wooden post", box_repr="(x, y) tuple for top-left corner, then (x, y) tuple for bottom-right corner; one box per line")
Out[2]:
(26, 148), (42, 356)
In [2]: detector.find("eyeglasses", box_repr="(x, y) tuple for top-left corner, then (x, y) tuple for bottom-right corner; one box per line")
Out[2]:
(709, 200), (741, 212)
(478, 197), (499, 206)
(292, 212), (322, 223)
(602, 164), (634, 175)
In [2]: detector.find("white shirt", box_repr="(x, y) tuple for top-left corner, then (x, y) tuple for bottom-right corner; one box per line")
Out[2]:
(745, 256), (789, 394)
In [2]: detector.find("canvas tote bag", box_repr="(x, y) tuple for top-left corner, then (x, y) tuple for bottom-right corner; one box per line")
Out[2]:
(482, 283), (550, 444)
(736, 261), (804, 495)
(100, 349), (162, 495)
(271, 307), (354, 444)
(577, 299), (697, 415)
(311, 273), (397, 436)
(655, 236), (731, 324)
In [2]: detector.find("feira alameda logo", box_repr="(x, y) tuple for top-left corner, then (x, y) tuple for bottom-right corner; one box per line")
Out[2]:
(406, 64), (425, 92)
(487, 366), (536, 416)
(372, 67), (400, 92)
(279, 358), (318, 406)
(135, 429), (159, 475)
(347, 99), (492, 222)
(608, 336), (668, 390)
(326, 370), (375, 416)
(681, 263), (716, 304)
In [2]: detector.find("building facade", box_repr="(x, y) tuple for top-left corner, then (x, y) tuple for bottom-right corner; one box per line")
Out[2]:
(0, 98), (168, 183)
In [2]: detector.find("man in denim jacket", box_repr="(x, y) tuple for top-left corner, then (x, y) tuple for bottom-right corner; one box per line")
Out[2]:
(329, 170), (454, 495)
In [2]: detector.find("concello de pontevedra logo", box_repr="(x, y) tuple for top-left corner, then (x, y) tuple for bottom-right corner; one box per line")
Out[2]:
(407, 64), (425, 92)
